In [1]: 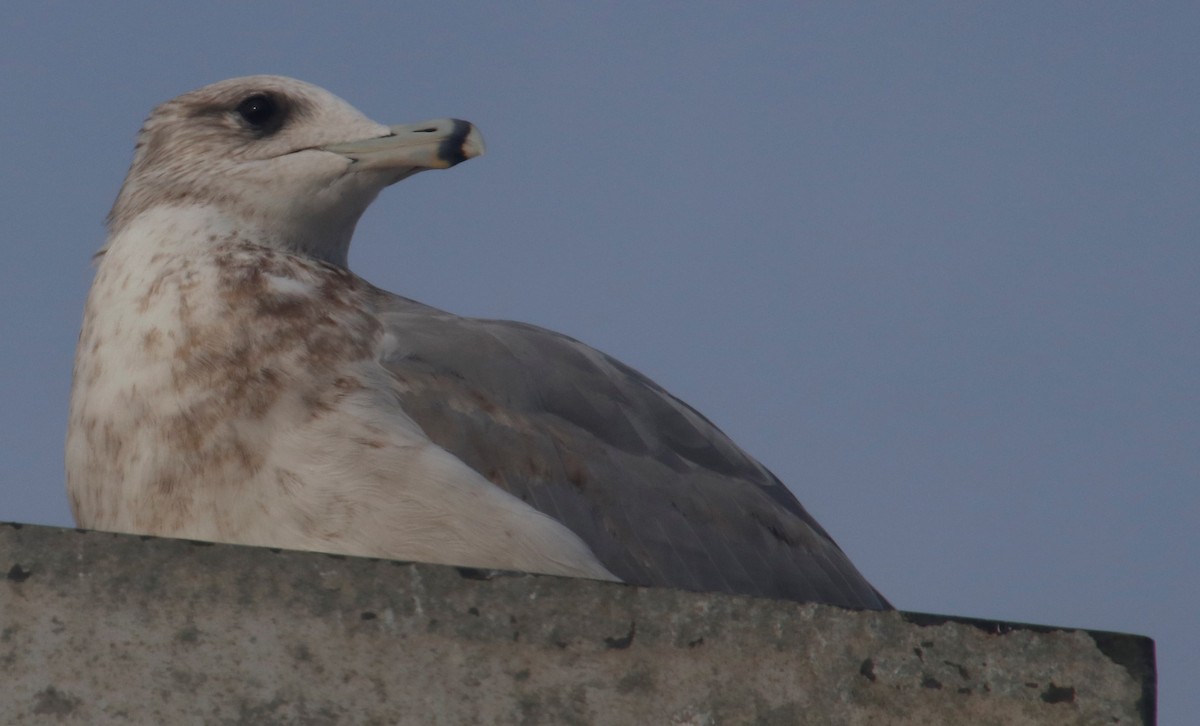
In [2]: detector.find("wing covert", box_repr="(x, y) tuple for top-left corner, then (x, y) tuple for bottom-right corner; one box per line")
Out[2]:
(374, 290), (889, 609)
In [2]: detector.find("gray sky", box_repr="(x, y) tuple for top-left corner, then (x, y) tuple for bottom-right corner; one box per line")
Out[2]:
(2, 3), (1195, 719)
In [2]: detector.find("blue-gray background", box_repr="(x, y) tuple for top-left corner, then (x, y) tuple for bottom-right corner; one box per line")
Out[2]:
(2, 3), (1194, 720)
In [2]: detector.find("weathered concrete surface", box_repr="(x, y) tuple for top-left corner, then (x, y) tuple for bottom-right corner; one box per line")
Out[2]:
(1, 522), (1154, 725)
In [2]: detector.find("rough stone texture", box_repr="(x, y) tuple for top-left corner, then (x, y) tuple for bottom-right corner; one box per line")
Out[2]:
(1, 522), (1154, 725)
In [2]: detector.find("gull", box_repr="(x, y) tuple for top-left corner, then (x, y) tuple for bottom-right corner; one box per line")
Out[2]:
(67, 76), (889, 609)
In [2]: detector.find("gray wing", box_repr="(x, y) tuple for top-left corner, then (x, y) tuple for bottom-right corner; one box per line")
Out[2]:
(374, 290), (889, 610)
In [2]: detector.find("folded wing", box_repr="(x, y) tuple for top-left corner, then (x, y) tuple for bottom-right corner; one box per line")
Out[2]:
(375, 290), (889, 609)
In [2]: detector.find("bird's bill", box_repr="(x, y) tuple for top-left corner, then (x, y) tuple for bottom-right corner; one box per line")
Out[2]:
(320, 119), (485, 171)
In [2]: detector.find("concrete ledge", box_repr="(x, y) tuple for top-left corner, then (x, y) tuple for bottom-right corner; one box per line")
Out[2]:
(1, 522), (1154, 724)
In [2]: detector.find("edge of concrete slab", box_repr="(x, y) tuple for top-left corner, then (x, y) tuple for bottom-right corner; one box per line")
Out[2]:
(1, 522), (1155, 725)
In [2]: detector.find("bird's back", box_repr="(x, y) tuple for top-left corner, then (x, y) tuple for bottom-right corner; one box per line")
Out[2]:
(375, 290), (890, 610)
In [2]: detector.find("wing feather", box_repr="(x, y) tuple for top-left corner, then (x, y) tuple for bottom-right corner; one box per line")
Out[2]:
(375, 290), (889, 609)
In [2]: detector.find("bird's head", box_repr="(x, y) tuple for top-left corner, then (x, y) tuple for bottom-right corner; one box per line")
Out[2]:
(107, 75), (483, 266)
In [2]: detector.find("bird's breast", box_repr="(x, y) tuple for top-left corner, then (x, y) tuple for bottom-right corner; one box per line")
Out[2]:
(66, 219), (383, 538)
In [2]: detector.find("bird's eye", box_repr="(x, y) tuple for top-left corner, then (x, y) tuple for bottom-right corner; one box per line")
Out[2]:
(235, 93), (284, 132)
